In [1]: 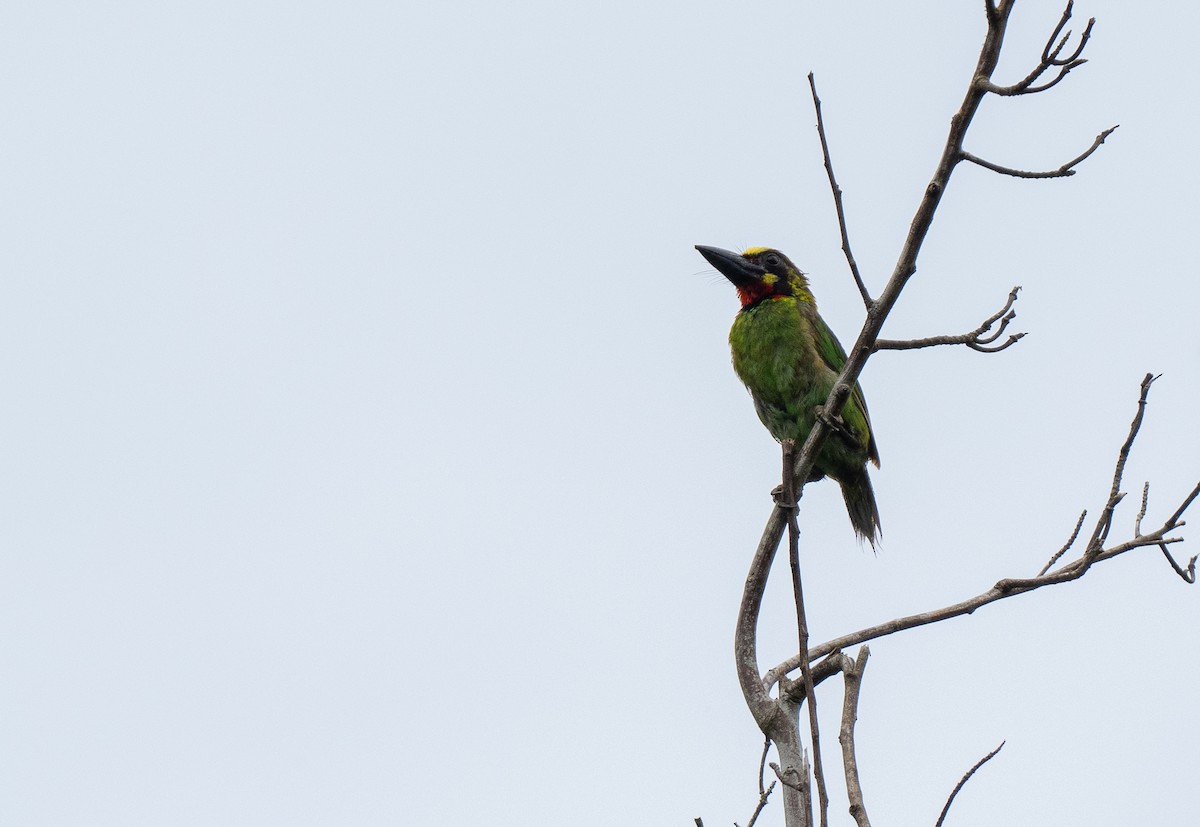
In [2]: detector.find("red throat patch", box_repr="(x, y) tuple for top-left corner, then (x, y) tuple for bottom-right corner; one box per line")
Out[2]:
(736, 281), (779, 308)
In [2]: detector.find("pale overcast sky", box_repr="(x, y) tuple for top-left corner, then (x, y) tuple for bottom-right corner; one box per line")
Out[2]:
(2, 2), (1197, 825)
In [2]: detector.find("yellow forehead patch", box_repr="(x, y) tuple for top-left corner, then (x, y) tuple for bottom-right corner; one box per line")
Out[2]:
(742, 246), (771, 256)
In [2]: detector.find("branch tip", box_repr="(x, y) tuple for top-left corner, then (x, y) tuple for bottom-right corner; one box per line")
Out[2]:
(935, 742), (1006, 827)
(1159, 544), (1198, 584)
(961, 124), (1116, 179)
(808, 73), (872, 308)
(875, 286), (1026, 353)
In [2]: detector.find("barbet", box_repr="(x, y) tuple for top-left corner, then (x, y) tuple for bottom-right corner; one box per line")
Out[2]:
(696, 245), (881, 546)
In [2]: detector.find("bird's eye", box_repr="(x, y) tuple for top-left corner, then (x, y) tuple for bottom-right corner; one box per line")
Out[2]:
(762, 253), (781, 270)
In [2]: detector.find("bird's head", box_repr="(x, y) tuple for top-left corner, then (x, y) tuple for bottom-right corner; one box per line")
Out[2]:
(696, 245), (814, 309)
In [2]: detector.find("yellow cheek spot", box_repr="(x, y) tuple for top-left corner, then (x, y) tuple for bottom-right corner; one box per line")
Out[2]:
(761, 273), (779, 285)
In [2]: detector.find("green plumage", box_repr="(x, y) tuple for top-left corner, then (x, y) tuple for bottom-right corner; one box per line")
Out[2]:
(697, 245), (881, 546)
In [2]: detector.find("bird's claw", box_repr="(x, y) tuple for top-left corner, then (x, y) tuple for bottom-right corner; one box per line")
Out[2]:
(771, 484), (798, 509)
(815, 405), (851, 440)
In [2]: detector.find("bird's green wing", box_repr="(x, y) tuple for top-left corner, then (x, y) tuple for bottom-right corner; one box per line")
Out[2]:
(813, 314), (880, 466)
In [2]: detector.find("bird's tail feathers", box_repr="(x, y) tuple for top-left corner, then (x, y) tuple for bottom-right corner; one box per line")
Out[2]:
(839, 470), (881, 550)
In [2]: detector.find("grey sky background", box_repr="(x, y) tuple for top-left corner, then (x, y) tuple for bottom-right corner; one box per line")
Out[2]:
(2, 1), (1197, 825)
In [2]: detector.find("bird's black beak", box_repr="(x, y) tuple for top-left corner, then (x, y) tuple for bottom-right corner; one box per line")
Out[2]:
(695, 245), (764, 286)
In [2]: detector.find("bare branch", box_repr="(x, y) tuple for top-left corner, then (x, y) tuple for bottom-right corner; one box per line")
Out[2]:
(839, 649), (872, 827)
(808, 73), (871, 309)
(739, 779), (778, 827)
(1135, 482), (1150, 536)
(772, 725), (814, 827)
(1038, 509), (1087, 576)
(766, 495), (1193, 689)
(779, 0), (1030, 498)
(981, 1), (1095, 95)
(735, 503), (790, 730)
(764, 375), (1195, 689)
(1165, 480), (1200, 529)
(875, 286), (1024, 353)
(961, 126), (1118, 179)
(1160, 543), (1198, 584)
(778, 653), (863, 704)
(1044, 4), (1092, 65)
(782, 441), (829, 827)
(759, 738), (771, 796)
(728, 8), (1130, 825)
(1084, 373), (1156, 556)
(934, 742), (1006, 827)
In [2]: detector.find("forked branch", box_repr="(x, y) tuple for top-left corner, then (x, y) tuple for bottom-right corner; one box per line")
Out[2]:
(765, 374), (1197, 690)
(982, 0), (1094, 95)
(963, 2), (1113, 179)
(730, 5), (1124, 826)
(875, 286), (1024, 353)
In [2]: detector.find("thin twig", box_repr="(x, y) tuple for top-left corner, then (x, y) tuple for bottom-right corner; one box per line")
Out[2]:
(934, 742), (1006, 827)
(768, 488), (1197, 688)
(982, 0), (1095, 96)
(783, 441), (829, 827)
(758, 738), (771, 796)
(876, 287), (1024, 353)
(1084, 373), (1156, 556)
(1038, 509), (1087, 576)
(1135, 482), (1150, 536)
(1044, 3), (1092, 65)
(1159, 544), (1198, 584)
(961, 125), (1118, 179)
(771, 513), (1194, 687)
(1165, 480), (1200, 529)
(740, 779), (778, 827)
(762, 376), (1197, 689)
(979, 0), (1094, 95)
(808, 72), (871, 308)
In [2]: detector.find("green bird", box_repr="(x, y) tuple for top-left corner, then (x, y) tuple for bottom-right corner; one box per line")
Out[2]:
(697, 244), (881, 546)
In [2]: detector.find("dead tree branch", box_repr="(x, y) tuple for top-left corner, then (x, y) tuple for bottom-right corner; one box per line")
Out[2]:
(875, 286), (1024, 353)
(736, 745), (778, 827)
(763, 375), (1197, 690)
(838, 648), (872, 827)
(782, 441), (829, 827)
(758, 738), (771, 796)
(734, 506), (813, 826)
(775, 0), (1105, 504)
(737, 779), (777, 827)
(1037, 509), (1087, 576)
(728, 6), (1125, 826)
(808, 73), (871, 309)
(961, 125), (1118, 179)
(934, 742), (1006, 827)
(1160, 542), (1198, 584)
(981, 0), (1093, 95)
(1084, 373), (1156, 557)
(1135, 482), (1150, 536)
(740, 0), (1116, 702)
(961, 2), (1113, 179)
